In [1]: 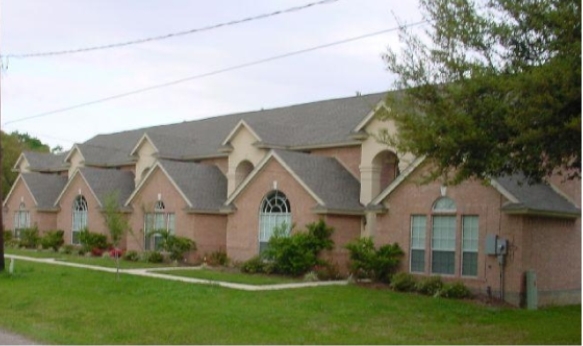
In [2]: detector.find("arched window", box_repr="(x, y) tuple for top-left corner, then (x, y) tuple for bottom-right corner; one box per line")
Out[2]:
(13, 202), (30, 239)
(371, 150), (400, 198)
(259, 190), (291, 253)
(72, 195), (88, 244)
(144, 199), (175, 250)
(432, 197), (457, 212)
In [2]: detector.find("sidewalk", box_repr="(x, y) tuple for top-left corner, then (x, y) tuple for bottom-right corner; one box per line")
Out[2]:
(0, 328), (38, 345)
(5, 254), (348, 291)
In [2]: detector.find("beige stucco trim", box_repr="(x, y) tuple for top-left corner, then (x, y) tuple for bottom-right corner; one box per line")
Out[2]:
(370, 156), (426, 205)
(63, 144), (85, 163)
(353, 101), (389, 133)
(221, 120), (262, 146)
(54, 169), (103, 208)
(12, 153), (29, 172)
(3, 175), (39, 208)
(124, 161), (193, 208)
(489, 179), (520, 203)
(225, 150), (325, 206)
(129, 133), (160, 157)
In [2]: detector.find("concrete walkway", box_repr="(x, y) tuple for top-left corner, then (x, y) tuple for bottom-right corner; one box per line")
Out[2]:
(0, 328), (38, 345)
(5, 254), (348, 291)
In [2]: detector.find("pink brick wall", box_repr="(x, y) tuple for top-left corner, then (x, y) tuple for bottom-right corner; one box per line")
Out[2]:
(321, 214), (362, 273)
(3, 179), (58, 234)
(310, 146), (361, 179)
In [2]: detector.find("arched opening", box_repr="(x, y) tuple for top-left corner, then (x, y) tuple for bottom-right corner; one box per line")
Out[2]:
(235, 160), (254, 187)
(72, 195), (88, 245)
(372, 150), (400, 197)
(144, 199), (175, 250)
(258, 190), (291, 253)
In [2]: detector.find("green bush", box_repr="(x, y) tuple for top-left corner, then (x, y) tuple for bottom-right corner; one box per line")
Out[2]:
(207, 250), (229, 266)
(78, 229), (108, 252)
(416, 276), (444, 296)
(4, 230), (13, 242)
(345, 238), (404, 283)
(390, 272), (418, 292)
(240, 255), (265, 274)
(166, 236), (196, 262)
(438, 282), (473, 299)
(123, 250), (140, 262)
(314, 262), (342, 281)
(19, 227), (40, 249)
(4, 230), (19, 248)
(263, 220), (335, 276)
(40, 230), (65, 251)
(60, 244), (76, 255)
(146, 251), (164, 263)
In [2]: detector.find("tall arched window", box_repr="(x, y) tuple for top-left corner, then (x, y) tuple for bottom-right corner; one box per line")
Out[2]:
(144, 199), (175, 250)
(259, 190), (291, 253)
(14, 202), (30, 239)
(72, 195), (88, 244)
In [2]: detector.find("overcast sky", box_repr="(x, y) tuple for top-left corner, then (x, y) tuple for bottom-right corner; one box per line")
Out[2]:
(1, 0), (424, 150)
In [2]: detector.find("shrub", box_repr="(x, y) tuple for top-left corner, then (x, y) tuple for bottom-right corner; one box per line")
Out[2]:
(207, 250), (229, 266)
(263, 220), (335, 276)
(438, 282), (473, 299)
(390, 272), (418, 292)
(313, 262), (342, 281)
(40, 230), (65, 252)
(303, 271), (319, 282)
(166, 236), (196, 262)
(4, 230), (13, 242)
(78, 229), (108, 252)
(240, 255), (265, 274)
(345, 238), (404, 283)
(60, 244), (75, 255)
(109, 248), (123, 258)
(19, 227), (40, 249)
(416, 276), (444, 296)
(146, 251), (164, 263)
(123, 250), (140, 262)
(91, 247), (105, 257)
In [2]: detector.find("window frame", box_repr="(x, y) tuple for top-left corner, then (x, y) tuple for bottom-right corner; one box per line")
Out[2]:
(461, 215), (479, 277)
(258, 190), (291, 253)
(72, 195), (88, 245)
(410, 215), (427, 273)
(13, 202), (30, 239)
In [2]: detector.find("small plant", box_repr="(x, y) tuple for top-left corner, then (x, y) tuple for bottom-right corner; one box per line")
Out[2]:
(416, 276), (444, 296)
(91, 247), (105, 257)
(303, 271), (319, 282)
(207, 250), (229, 266)
(19, 227), (40, 249)
(109, 248), (123, 258)
(166, 236), (196, 262)
(123, 250), (140, 262)
(40, 230), (65, 252)
(60, 244), (75, 255)
(146, 251), (164, 263)
(78, 229), (108, 252)
(390, 272), (418, 292)
(4, 230), (13, 242)
(345, 238), (404, 283)
(240, 255), (265, 274)
(313, 262), (342, 281)
(437, 282), (473, 299)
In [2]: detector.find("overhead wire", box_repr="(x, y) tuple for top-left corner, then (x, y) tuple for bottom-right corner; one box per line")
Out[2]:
(3, 20), (428, 127)
(2, 0), (340, 59)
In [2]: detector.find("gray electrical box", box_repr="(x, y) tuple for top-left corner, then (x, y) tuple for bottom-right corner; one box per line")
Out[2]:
(485, 234), (498, 255)
(485, 234), (508, 255)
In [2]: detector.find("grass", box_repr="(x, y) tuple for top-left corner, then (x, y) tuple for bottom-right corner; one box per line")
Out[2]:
(0, 261), (580, 345)
(151, 267), (301, 285)
(5, 248), (173, 269)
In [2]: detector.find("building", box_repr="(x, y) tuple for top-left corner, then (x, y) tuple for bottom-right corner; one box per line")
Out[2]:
(4, 92), (580, 306)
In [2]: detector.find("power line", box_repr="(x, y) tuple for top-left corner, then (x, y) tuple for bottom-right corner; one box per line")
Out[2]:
(3, 0), (340, 59)
(3, 20), (428, 126)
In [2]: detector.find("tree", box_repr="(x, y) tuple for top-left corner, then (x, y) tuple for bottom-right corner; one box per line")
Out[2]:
(102, 192), (131, 279)
(381, 0), (580, 184)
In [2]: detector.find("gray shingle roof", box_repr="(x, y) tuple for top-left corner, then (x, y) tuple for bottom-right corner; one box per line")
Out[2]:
(23, 151), (68, 172)
(158, 159), (227, 211)
(273, 150), (362, 211)
(21, 173), (68, 209)
(495, 174), (580, 217)
(78, 92), (386, 164)
(79, 167), (135, 207)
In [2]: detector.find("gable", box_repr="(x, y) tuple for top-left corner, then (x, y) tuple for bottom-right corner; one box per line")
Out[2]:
(126, 165), (190, 211)
(4, 175), (37, 209)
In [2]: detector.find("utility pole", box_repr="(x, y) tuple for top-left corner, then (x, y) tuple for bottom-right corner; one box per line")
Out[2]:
(0, 0), (5, 272)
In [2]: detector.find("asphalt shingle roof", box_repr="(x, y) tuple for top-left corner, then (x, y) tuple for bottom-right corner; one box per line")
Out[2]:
(495, 174), (580, 216)
(79, 167), (135, 207)
(21, 173), (68, 209)
(158, 159), (227, 211)
(273, 150), (362, 211)
(23, 151), (68, 172)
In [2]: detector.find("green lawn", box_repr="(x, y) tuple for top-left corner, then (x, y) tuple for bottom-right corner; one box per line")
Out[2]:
(0, 261), (580, 345)
(151, 267), (301, 285)
(5, 248), (172, 269)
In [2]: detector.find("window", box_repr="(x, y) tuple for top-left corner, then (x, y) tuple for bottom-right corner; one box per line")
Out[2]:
(72, 196), (88, 245)
(431, 216), (456, 275)
(410, 215), (426, 273)
(13, 202), (30, 239)
(462, 216), (479, 276)
(433, 196), (456, 212)
(144, 200), (175, 250)
(259, 190), (291, 253)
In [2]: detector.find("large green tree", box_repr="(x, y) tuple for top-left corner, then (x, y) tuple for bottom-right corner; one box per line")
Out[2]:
(381, 0), (580, 184)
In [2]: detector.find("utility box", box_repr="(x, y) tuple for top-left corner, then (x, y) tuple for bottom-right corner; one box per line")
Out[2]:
(485, 234), (498, 255)
(525, 270), (538, 310)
